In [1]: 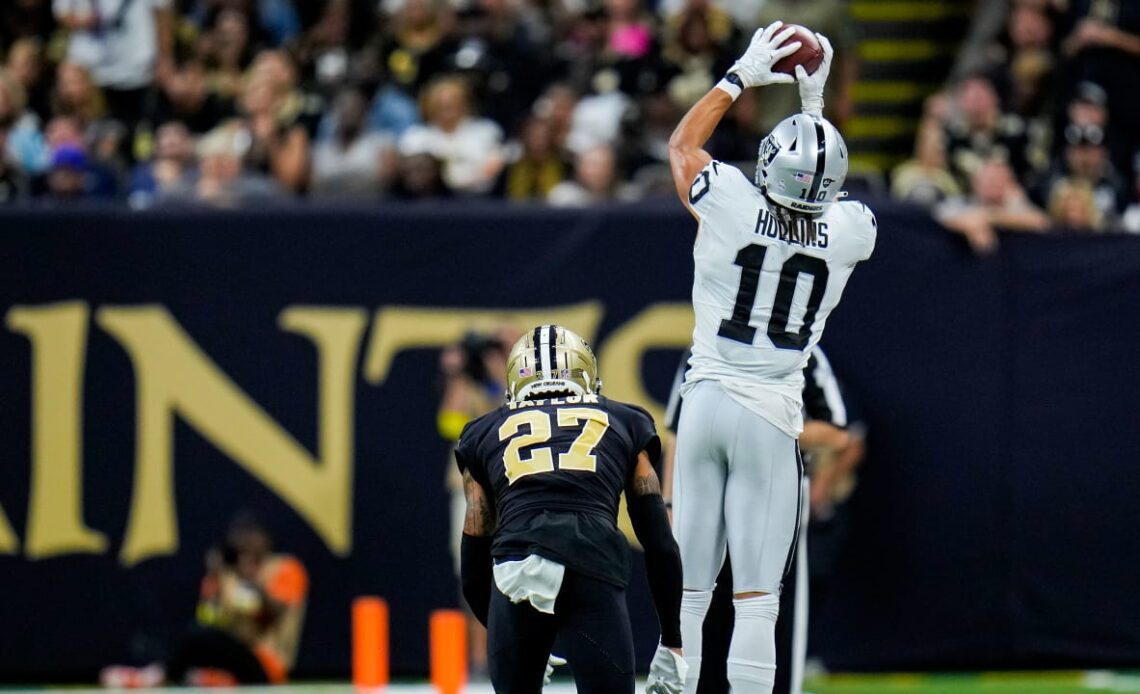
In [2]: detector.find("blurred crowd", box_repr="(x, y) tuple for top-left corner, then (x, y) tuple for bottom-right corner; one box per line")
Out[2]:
(891, 0), (1140, 247)
(2, 0), (1138, 240)
(0, 0), (854, 208)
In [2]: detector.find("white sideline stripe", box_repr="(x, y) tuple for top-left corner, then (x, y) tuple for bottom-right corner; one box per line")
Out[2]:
(34, 683), (600, 694)
(1084, 671), (1140, 691)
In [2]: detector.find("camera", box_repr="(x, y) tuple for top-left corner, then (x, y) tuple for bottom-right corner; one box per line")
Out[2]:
(459, 331), (504, 382)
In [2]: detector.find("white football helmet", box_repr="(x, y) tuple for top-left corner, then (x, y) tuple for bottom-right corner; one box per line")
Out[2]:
(755, 113), (848, 214)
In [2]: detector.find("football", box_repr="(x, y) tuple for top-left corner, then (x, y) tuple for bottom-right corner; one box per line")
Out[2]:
(772, 25), (824, 76)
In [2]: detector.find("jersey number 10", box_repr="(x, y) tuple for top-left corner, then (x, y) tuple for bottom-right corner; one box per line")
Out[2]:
(719, 243), (829, 351)
(497, 408), (611, 485)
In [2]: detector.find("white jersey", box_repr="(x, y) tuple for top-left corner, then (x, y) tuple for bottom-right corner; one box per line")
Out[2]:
(682, 160), (876, 437)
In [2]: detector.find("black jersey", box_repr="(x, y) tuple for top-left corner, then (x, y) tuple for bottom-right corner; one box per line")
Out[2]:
(455, 394), (661, 587)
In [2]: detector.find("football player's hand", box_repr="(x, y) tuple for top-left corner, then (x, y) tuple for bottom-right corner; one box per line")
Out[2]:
(646, 644), (688, 694)
(729, 21), (800, 88)
(543, 654), (567, 687)
(796, 33), (834, 115)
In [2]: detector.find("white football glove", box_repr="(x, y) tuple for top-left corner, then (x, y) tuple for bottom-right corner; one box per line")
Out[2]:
(795, 33), (834, 115)
(646, 644), (689, 694)
(729, 21), (801, 88)
(543, 654), (567, 687)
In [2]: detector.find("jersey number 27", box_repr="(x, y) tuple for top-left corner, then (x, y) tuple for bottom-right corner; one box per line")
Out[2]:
(719, 243), (829, 351)
(497, 408), (611, 485)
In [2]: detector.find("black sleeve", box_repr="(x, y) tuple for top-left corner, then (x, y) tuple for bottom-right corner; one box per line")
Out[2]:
(626, 406), (662, 472)
(627, 492), (683, 648)
(454, 420), (476, 474)
(454, 419), (491, 489)
(460, 533), (493, 627)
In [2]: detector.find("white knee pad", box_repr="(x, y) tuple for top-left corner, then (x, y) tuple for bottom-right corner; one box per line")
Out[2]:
(727, 594), (780, 694)
(679, 590), (713, 694)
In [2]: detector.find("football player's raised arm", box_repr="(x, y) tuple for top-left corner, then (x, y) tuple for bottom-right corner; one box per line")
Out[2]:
(668, 90), (727, 217)
(626, 451), (683, 651)
(460, 469), (496, 626)
(669, 21), (799, 219)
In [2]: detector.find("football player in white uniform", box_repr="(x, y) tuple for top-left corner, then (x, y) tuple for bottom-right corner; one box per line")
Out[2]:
(666, 21), (877, 694)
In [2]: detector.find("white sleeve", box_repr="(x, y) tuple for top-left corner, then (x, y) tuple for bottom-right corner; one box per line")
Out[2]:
(851, 202), (878, 262)
(688, 160), (753, 220)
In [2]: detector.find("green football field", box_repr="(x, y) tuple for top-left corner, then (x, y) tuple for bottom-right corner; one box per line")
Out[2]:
(803, 671), (1140, 693)
(24, 671), (1140, 693)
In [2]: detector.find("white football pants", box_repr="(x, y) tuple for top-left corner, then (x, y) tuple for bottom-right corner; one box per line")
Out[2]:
(673, 380), (803, 694)
(673, 380), (803, 594)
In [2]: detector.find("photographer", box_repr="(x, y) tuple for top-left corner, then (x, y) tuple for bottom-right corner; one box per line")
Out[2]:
(100, 513), (309, 687)
(437, 324), (520, 677)
(183, 513), (309, 685)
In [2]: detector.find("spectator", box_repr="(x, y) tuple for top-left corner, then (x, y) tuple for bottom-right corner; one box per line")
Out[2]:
(390, 149), (450, 200)
(531, 83), (579, 154)
(51, 62), (107, 125)
(162, 121), (283, 207)
(0, 66), (47, 177)
(42, 145), (91, 203)
(937, 158), (1050, 254)
(1032, 123), (1127, 224)
(398, 75), (503, 194)
(155, 60), (236, 134)
(196, 8), (257, 106)
(588, 0), (671, 104)
(1046, 81), (1110, 166)
(30, 115), (120, 197)
(1057, 0), (1140, 171)
(602, 0), (656, 63)
(378, 0), (457, 97)
(943, 73), (1031, 187)
(128, 120), (195, 208)
(0, 113), (29, 204)
(661, 2), (736, 111)
(547, 143), (631, 206)
(87, 118), (131, 185)
(892, 119), (962, 208)
(310, 88), (395, 198)
(246, 50), (324, 136)
(237, 57), (312, 193)
(451, 0), (553, 131)
(52, 0), (175, 129)
(564, 86), (631, 155)
(5, 38), (51, 122)
(1048, 178), (1103, 232)
(978, 2), (1058, 120)
(1121, 153), (1140, 234)
(499, 115), (568, 201)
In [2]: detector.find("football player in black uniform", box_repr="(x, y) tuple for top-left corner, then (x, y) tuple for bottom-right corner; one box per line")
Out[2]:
(456, 325), (687, 694)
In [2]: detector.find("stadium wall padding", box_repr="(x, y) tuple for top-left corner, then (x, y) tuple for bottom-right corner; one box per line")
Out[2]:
(0, 202), (1137, 680)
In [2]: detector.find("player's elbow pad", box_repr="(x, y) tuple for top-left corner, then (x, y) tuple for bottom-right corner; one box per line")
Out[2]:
(628, 493), (683, 648)
(460, 533), (493, 627)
